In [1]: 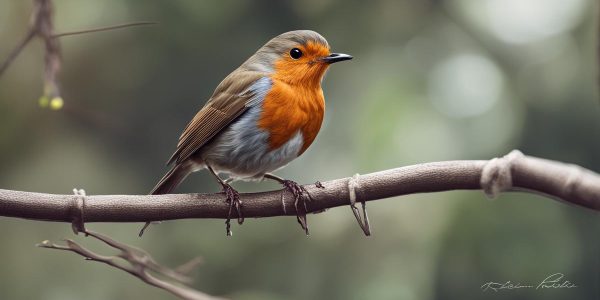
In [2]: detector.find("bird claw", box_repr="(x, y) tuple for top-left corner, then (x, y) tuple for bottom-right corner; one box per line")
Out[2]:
(221, 183), (242, 236)
(281, 179), (312, 235)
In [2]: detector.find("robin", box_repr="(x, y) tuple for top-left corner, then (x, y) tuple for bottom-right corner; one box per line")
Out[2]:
(140, 30), (352, 236)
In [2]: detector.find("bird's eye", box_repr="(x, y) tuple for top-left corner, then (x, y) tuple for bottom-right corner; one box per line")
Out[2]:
(290, 48), (303, 59)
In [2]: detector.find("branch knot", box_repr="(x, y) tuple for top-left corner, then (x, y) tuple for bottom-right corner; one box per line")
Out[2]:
(480, 150), (524, 199)
(70, 188), (86, 234)
(348, 174), (371, 236)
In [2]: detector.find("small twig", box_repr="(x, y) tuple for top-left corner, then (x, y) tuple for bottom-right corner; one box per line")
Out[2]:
(175, 257), (204, 276)
(0, 0), (156, 110)
(0, 29), (36, 77)
(52, 21), (157, 38)
(37, 229), (221, 300)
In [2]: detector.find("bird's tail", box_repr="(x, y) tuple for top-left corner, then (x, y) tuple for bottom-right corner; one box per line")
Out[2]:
(150, 164), (191, 195)
(140, 164), (191, 237)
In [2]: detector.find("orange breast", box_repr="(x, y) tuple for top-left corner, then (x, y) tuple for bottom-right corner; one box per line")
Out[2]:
(257, 79), (325, 155)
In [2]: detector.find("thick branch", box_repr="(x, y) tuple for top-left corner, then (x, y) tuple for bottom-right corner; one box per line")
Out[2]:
(0, 150), (598, 224)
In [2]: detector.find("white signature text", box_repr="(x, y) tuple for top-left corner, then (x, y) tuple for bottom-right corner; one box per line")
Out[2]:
(481, 273), (577, 292)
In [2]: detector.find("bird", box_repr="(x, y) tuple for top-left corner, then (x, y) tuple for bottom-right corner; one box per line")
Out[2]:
(139, 30), (352, 236)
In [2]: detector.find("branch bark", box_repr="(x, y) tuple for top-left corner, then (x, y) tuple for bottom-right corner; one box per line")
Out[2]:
(0, 150), (598, 226)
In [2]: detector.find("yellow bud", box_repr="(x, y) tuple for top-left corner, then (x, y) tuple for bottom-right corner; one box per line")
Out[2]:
(49, 97), (64, 110)
(39, 96), (49, 108)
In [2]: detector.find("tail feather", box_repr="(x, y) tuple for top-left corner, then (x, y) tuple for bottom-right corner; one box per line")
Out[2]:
(139, 164), (191, 237)
(150, 164), (191, 195)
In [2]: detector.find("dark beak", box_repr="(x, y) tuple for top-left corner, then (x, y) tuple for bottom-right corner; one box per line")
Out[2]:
(321, 53), (353, 64)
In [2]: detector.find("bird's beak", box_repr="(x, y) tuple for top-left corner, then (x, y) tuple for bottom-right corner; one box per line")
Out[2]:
(320, 53), (353, 64)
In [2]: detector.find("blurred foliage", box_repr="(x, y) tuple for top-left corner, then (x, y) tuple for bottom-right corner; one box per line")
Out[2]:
(0, 0), (599, 299)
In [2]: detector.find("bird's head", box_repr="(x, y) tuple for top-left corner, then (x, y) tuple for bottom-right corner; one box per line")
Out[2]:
(243, 30), (352, 87)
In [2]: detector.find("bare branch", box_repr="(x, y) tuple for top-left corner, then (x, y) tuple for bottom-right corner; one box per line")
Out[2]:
(0, 150), (598, 227)
(0, 0), (61, 93)
(52, 21), (157, 38)
(0, 0), (155, 110)
(37, 0), (62, 102)
(0, 29), (36, 77)
(37, 230), (222, 300)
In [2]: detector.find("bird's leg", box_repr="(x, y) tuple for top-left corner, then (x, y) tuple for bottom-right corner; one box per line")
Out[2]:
(207, 165), (242, 236)
(264, 173), (311, 235)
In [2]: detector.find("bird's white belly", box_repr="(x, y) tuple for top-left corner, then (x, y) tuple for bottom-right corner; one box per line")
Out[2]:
(197, 105), (304, 179)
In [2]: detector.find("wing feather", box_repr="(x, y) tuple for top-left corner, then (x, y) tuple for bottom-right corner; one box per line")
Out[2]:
(167, 70), (269, 165)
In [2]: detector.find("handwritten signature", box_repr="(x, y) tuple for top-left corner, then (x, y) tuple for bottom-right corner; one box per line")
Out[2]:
(481, 273), (577, 292)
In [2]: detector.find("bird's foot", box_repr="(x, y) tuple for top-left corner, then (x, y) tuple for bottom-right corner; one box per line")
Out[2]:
(221, 183), (242, 236)
(280, 179), (312, 235)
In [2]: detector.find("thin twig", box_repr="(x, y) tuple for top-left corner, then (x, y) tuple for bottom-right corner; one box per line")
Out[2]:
(38, 229), (221, 300)
(0, 0), (156, 108)
(0, 28), (36, 77)
(52, 21), (157, 38)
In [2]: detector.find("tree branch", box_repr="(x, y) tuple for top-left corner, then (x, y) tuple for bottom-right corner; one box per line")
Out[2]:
(38, 230), (222, 300)
(0, 150), (598, 227)
(0, 0), (155, 110)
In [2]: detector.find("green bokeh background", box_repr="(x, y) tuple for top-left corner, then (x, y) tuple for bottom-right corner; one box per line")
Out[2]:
(0, 1), (599, 299)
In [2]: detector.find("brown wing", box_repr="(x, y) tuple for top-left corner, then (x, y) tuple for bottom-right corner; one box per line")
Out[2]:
(167, 70), (267, 165)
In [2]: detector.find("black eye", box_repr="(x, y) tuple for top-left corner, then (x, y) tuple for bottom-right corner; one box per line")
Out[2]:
(290, 48), (303, 59)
